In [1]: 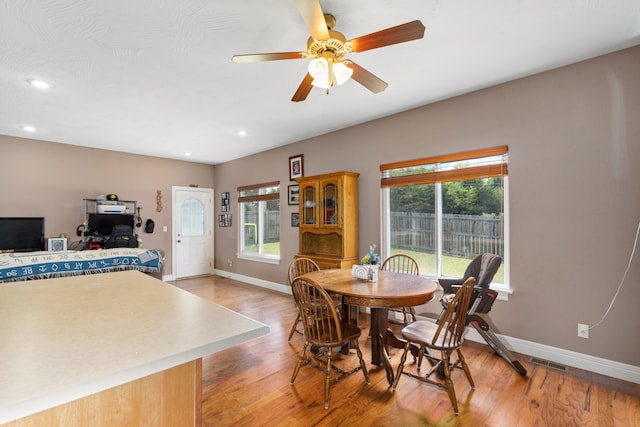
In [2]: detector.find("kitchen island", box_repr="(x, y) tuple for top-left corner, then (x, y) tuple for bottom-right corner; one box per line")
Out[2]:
(0, 270), (269, 426)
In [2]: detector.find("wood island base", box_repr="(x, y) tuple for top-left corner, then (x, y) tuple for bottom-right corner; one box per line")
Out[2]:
(2, 359), (202, 427)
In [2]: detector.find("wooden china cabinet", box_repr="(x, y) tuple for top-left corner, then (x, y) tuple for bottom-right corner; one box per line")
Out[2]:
(295, 171), (359, 269)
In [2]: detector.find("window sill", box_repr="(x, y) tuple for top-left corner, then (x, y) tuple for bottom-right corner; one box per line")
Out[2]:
(489, 284), (512, 301)
(237, 253), (280, 265)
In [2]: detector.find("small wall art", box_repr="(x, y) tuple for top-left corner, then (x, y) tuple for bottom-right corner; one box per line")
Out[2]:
(291, 212), (300, 227)
(156, 190), (163, 212)
(289, 154), (303, 181)
(218, 213), (232, 227)
(288, 185), (299, 205)
(221, 191), (230, 212)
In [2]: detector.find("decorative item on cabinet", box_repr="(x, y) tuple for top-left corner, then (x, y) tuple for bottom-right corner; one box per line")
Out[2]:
(295, 171), (359, 270)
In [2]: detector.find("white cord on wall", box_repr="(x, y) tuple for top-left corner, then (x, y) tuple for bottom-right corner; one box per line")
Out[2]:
(588, 220), (640, 330)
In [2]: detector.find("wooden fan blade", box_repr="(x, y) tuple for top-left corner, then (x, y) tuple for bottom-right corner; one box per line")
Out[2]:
(347, 62), (388, 94)
(348, 20), (425, 52)
(292, 73), (314, 102)
(232, 52), (305, 63)
(294, 0), (329, 40)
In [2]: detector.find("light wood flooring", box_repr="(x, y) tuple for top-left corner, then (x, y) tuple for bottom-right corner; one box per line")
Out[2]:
(170, 275), (640, 427)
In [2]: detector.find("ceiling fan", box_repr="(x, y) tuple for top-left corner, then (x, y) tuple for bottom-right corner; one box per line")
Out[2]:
(231, 0), (425, 102)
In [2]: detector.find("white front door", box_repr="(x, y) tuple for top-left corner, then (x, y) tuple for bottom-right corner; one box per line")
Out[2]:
(172, 186), (214, 279)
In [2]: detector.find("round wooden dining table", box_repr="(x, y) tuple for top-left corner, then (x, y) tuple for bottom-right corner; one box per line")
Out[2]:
(300, 268), (438, 385)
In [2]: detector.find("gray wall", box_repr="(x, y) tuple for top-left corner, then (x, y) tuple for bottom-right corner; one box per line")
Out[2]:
(0, 136), (215, 274)
(214, 45), (640, 367)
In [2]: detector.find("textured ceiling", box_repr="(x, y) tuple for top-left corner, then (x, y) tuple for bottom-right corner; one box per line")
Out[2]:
(1, 0), (639, 164)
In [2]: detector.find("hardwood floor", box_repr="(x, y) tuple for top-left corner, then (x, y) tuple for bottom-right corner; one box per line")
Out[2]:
(170, 275), (640, 427)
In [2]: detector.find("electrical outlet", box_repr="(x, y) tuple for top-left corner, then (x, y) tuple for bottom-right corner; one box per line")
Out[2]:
(227, 258), (232, 267)
(577, 323), (589, 338)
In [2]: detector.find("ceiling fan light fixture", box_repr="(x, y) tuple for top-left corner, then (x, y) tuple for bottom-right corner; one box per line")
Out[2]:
(333, 61), (353, 85)
(310, 78), (329, 89)
(309, 57), (352, 89)
(308, 57), (330, 88)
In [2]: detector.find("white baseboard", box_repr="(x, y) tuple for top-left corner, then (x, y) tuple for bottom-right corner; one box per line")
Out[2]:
(214, 269), (291, 295)
(481, 332), (640, 384)
(214, 269), (640, 385)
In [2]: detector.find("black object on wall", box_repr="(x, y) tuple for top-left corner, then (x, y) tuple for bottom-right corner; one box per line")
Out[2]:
(145, 218), (155, 233)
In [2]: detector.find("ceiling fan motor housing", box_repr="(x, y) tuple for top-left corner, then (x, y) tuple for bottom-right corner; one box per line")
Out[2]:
(306, 30), (350, 60)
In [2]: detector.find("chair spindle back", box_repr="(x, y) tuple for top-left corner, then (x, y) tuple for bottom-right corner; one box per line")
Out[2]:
(380, 254), (420, 275)
(288, 257), (320, 285)
(433, 277), (476, 348)
(291, 277), (344, 346)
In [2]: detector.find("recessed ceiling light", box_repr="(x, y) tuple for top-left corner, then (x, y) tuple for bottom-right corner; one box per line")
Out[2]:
(184, 152), (192, 157)
(26, 79), (53, 89)
(236, 130), (247, 137)
(20, 125), (37, 132)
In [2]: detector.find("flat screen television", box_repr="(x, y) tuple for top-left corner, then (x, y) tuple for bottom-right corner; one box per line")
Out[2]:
(0, 217), (45, 252)
(87, 213), (135, 236)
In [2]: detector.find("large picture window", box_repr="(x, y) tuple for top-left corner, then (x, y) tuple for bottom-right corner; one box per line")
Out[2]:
(381, 146), (509, 289)
(238, 181), (280, 262)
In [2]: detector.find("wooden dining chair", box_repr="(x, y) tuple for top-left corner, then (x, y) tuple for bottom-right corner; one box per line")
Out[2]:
(391, 277), (476, 416)
(290, 276), (370, 409)
(287, 257), (320, 341)
(380, 254), (420, 324)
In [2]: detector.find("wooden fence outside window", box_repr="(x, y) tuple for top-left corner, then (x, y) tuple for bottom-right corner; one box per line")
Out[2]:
(390, 212), (504, 258)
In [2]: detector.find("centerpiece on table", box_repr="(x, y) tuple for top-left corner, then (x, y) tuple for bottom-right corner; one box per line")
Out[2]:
(360, 244), (381, 266)
(352, 244), (381, 282)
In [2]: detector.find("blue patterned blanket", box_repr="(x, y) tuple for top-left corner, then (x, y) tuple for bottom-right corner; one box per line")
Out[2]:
(0, 248), (164, 283)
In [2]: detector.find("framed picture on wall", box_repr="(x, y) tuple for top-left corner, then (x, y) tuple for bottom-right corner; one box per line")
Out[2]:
(291, 212), (300, 227)
(221, 191), (230, 212)
(289, 154), (303, 181)
(218, 214), (232, 227)
(288, 185), (299, 205)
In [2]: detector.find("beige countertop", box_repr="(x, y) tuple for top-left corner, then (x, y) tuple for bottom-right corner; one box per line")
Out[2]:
(0, 270), (269, 424)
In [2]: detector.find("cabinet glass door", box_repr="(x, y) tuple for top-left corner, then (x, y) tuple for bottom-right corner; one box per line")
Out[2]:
(322, 182), (339, 226)
(301, 184), (317, 226)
